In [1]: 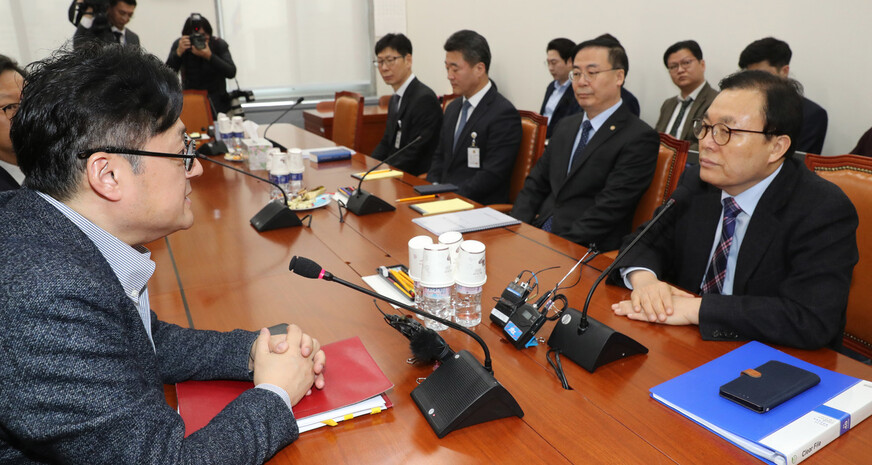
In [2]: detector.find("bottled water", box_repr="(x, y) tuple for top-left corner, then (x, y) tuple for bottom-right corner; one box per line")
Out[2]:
(288, 148), (305, 196)
(454, 284), (482, 327)
(420, 286), (452, 331)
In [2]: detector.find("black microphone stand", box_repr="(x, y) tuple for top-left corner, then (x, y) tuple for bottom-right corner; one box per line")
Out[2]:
(345, 135), (422, 216)
(263, 97), (305, 151)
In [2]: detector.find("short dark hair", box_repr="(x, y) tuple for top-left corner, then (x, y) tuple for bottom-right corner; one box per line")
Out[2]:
(110, 0), (136, 6)
(663, 40), (703, 67)
(444, 30), (491, 73)
(12, 44), (182, 200)
(0, 54), (25, 77)
(738, 37), (792, 69)
(547, 38), (575, 62)
(719, 70), (803, 158)
(574, 35), (630, 78)
(375, 33), (412, 56)
(182, 15), (213, 36)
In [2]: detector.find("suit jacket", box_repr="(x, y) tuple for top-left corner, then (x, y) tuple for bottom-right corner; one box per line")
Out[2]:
(621, 88), (641, 117)
(609, 158), (858, 350)
(166, 37), (237, 114)
(371, 77), (442, 175)
(0, 189), (296, 464)
(73, 25), (140, 49)
(427, 85), (521, 205)
(851, 125), (872, 157)
(0, 165), (18, 191)
(511, 105), (659, 251)
(797, 97), (828, 154)
(539, 81), (581, 139)
(655, 81), (719, 152)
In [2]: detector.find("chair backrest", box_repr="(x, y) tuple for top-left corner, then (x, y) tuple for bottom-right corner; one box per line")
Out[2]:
(441, 93), (460, 112)
(332, 91), (364, 151)
(631, 133), (689, 229)
(508, 111), (548, 203)
(378, 95), (392, 109)
(315, 101), (335, 112)
(805, 154), (872, 359)
(181, 90), (214, 135)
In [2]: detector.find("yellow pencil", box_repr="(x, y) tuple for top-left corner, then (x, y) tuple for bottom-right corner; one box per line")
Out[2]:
(396, 194), (438, 203)
(390, 269), (415, 290)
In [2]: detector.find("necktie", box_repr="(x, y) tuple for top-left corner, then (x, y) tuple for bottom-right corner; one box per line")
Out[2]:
(453, 100), (472, 151)
(701, 197), (743, 294)
(113, 31), (122, 43)
(389, 94), (400, 116)
(669, 97), (693, 137)
(566, 120), (593, 174)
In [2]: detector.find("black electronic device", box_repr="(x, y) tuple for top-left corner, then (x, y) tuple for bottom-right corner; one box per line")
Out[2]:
(489, 280), (532, 327)
(288, 256), (523, 438)
(344, 135), (422, 216)
(68, 0), (110, 31)
(195, 154), (308, 231)
(189, 13), (207, 50)
(548, 187), (689, 373)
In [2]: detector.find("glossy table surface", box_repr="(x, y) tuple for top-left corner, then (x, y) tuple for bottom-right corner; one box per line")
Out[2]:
(149, 124), (872, 464)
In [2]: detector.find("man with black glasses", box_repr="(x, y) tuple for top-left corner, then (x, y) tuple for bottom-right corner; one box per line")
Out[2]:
(610, 70), (858, 351)
(0, 45), (325, 463)
(0, 54), (24, 191)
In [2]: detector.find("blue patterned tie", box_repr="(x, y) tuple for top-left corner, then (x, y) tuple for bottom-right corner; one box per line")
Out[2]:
(453, 100), (472, 151)
(566, 120), (593, 174)
(701, 197), (743, 294)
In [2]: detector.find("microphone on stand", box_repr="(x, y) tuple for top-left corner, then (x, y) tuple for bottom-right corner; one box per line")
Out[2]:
(263, 97), (305, 151)
(345, 135), (422, 216)
(196, 155), (309, 232)
(288, 256), (523, 438)
(547, 187), (690, 373)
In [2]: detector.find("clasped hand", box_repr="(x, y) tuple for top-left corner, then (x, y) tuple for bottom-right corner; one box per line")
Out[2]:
(250, 325), (326, 406)
(176, 35), (212, 60)
(611, 270), (701, 325)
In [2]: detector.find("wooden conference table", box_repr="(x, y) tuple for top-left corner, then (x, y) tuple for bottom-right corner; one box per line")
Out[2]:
(302, 106), (388, 155)
(148, 124), (872, 464)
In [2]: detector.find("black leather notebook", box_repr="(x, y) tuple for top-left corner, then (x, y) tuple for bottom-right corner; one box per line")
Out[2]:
(719, 360), (820, 413)
(414, 183), (459, 195)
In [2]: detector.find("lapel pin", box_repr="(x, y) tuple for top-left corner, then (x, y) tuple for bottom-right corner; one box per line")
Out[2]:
(610, 125), (616, 131)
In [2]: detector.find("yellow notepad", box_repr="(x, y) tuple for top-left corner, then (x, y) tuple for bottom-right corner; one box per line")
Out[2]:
(351, 169), (404, 181)
(410, 198), (475, 216)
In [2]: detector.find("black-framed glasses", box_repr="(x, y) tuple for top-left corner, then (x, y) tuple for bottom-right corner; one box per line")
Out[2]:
(373, 55), (403, 68)
(667, 58), (698, 72)
(692, 119), (774, 146)
(1, 102), (19, 119)
(77, 135), (197, 171)
(568, 68), (617, 83)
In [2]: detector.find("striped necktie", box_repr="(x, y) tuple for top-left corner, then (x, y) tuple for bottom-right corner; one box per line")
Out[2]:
(701, 197), (742, 294)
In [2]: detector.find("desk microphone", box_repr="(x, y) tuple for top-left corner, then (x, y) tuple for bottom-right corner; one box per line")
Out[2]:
(196, 154), (307, 232)
(547, 187), (689, 373)
(288, 255), (523, 438)
(262, 97), (305, 151)
(345, 135), (422, 216)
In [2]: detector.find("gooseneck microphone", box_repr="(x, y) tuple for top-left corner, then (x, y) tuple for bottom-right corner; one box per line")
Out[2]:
(288, 255), (523, 438)
(262, 97), (305, 151)
(196, 155), (307, 231)
(344, 135), (422, 216)
(547, 187), (689, 373)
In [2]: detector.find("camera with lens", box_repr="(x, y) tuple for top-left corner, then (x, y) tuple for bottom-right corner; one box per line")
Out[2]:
(68, 0), (111, 34)
(189, 13), (207, 50)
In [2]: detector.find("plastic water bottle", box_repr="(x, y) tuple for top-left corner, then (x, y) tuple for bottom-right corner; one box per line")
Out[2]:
(420, 286), (453, 331)
(288, 148), (305, 196)
(454, 284), (482, 327)
(269, 152), (291, 202)
(230, 116), (245, 154)
(217, 114), (231, 144)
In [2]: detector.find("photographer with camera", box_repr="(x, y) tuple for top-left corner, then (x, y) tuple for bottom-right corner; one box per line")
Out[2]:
(166, 14), (237, 114)
(71, 0), (139, 49)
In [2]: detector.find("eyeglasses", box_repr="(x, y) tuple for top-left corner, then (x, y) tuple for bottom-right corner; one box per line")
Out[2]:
(373, 55), (403, 68)
(77, 135), (197, 171)
(1, 102), (19, 119)
(568, 68), (618, 83)
(667, 58), (697, 72)
(692, 119), (774, 146)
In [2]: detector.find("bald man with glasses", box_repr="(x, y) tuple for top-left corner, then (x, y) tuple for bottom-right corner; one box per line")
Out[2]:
(610, 70), (858, 352)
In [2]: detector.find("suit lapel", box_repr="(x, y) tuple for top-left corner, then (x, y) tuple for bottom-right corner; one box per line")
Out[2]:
(396, 78), (417, 121)
(686, 186), (724, 291)
(680, 82), (714, 140)
(660, 98), (679, 132)
(564, 105), (627, 181)
(452, 86), (494, 160)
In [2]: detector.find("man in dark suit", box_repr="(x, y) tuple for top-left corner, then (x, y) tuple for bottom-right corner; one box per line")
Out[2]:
(371, 33), (442, 175)
(611, 71), (858, 351)
(1, 45), (325, 463)
(427, 30), (521, 205)
(512, 37), (659, 251)
(540, 38), (581, 139)
(739, 37), (827, 154)
(655, 40), (719, 154)
(0, 54), (24, 191)
(73, 0), (141, 49)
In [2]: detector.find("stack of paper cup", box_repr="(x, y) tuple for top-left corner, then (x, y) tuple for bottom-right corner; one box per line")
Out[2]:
(455, 240), (486, 287)
(408, 235), (433, 316)
(438, 231), (463, 274)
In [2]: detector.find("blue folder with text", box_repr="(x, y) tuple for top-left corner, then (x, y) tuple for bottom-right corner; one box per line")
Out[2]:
(650, 341), (872, 465)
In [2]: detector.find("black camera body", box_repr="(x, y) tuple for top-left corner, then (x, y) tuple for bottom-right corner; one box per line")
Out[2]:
(189, 13), (207, 50)
(68, 0), (111, 33)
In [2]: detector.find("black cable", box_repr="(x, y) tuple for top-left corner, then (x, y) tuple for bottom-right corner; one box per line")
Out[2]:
(547, 349), (572, 390)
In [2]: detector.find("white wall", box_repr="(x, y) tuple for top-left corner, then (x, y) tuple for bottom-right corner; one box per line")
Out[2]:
(401, 0), (872, 156)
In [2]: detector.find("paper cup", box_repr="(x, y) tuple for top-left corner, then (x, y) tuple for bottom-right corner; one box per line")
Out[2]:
(407, 235), (433, 281)
(420, 244), (454, 288)
(438, 231), (463, 274)
(455, 240), (486, 287)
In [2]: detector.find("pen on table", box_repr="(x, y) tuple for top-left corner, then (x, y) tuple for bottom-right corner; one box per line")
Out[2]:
(396, 194), (438, 203)
(390, 269), (415, 290)
(362, 169), (393, 177)
(386, 274), (413, 299)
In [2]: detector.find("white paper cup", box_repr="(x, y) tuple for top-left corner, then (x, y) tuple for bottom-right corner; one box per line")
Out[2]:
(421, 244), (454, 288)
(455, 240), (486, 287)
(438, 231), (463, 274)
(407, 235), (433, 281)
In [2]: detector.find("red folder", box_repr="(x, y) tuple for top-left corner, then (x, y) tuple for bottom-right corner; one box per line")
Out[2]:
(177, 336), (393, 436)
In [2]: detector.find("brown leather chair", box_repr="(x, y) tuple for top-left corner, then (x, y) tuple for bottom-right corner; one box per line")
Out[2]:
(332, 91), (364, 151)
(440, 93), (460, 112)
(631, 133), (689, 229)
(805, 154), (872, 360)
(490, 111), (548, 213)
(180, 90), (214, 135)
(378, 95), (392, 109)
(315, 101), (334, 112)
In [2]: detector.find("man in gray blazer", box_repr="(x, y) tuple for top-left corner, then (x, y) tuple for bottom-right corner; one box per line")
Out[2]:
(655, 40), (719, 157)
(73, 0), (141, 49)
(0, 45), (325, 463)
